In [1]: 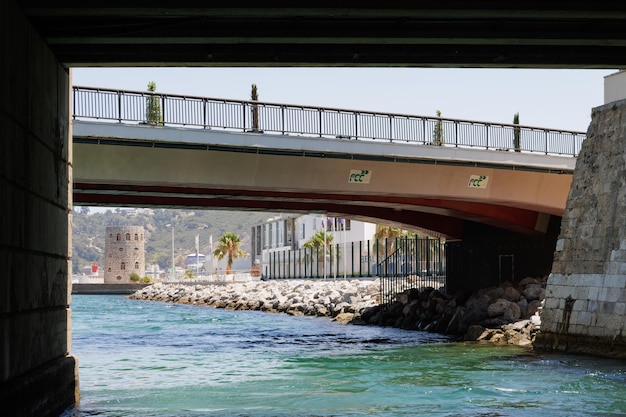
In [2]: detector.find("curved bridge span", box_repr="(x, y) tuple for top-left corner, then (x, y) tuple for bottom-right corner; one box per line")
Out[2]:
(72, 88), (578, 239)
(72, 87), (579, 238)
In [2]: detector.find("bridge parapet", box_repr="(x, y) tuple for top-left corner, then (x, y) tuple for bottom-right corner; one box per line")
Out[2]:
(73, 86), (585, 157)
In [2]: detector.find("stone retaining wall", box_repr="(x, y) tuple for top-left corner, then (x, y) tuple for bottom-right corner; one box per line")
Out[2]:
(537, 99), (626, 358)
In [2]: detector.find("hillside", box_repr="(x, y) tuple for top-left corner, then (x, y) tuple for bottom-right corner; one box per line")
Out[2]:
(71, 207), (280, 274)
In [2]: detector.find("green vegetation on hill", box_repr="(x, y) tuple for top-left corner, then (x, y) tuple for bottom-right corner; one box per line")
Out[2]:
(71, 207), (279, 274)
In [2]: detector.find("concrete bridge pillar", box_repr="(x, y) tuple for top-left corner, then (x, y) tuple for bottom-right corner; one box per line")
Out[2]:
(537, 99), (626, 357)
(0, 1), (77, 415)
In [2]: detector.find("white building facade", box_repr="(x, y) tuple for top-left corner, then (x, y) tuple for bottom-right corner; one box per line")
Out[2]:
(251, 214), (378, 279)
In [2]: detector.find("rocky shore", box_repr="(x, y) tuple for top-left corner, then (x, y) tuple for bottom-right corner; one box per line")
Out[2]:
(129, 276), (547, 347)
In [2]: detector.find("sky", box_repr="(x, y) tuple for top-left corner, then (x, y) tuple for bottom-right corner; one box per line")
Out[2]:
(72, 67), (616, 132)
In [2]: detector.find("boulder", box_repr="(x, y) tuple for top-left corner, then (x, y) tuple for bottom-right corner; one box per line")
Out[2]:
(522, 284), (545, 301)
(487, 298), (521, 321)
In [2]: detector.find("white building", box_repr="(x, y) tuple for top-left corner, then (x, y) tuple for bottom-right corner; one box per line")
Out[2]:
(251, 214), (377, 278)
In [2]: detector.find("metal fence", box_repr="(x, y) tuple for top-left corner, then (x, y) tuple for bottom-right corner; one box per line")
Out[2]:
(72, 86), (586, 157)
(266, 237), (446, 306)
(268, 239), (379, 280)
(378, 237), (446, 309)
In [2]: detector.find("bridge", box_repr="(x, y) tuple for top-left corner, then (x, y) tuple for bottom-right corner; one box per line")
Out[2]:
(72, 86), (581, 238)
(6, 4), (626, 416)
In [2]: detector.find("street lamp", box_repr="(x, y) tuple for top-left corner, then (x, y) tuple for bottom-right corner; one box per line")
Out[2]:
(166, 224), (175, 282)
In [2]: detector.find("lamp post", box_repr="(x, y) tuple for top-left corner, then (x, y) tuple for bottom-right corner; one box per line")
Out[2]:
(166, 224), (175, 282)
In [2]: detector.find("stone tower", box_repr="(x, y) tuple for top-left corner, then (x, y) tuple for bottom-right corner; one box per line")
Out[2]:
(104, 226), (146, 284)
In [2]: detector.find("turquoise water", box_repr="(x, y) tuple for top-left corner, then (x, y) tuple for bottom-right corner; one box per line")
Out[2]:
(71, 295), (626, 416)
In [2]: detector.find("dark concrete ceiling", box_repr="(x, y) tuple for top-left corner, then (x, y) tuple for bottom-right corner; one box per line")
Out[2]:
(16, 3), (626, 68)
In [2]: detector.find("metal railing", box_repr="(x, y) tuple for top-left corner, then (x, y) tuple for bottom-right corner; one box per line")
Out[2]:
(268, 239), (378, 280)
(378, 237), (446, 309)
(72, 86), (586, 157)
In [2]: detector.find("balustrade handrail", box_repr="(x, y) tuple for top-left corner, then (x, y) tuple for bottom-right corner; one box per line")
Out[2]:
(72, 85), (586, 157)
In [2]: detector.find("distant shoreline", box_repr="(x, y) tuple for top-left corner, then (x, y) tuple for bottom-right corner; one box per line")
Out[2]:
(72, 283), (150, 295)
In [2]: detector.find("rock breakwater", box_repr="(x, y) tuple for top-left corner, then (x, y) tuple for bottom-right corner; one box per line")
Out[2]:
(129, 276), (547, 347)
(129, 279), (380, 324)
(364, 276), (547, 347)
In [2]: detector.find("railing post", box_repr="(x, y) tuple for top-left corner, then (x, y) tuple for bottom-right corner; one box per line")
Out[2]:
(354, 112), (358, 140)
(243, 102), (247, 132)
(388, 115), (393, 142)
(281, 105), (285, 135)
(117, 90), (122, 123)
(161, 95), (165, 125)
(545, 130), (549, 155)
(455, 120), (459, 147)
(485, 124), (489, 149)
(72, 87), (76, 120)
(203, 98), (207, 129)
(351, 241), (355, 277)
(318, 108), (322, 138)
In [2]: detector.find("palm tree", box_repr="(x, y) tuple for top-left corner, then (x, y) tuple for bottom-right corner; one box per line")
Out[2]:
(303, 230), (333, 276)
(213, 232), (248, 274)
(373, 225), (402, 258)
(304, 229), (333, 249)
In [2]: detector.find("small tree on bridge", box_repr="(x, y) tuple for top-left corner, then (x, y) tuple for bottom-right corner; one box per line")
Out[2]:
(146, 81), (162, 125)
(251, 83), (260, 131)
(513, 112), (521, 152)
(432, 110), (444, 146)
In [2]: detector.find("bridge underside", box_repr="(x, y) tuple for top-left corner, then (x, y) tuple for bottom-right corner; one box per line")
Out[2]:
(73, 182), (551, 240)
(16, 3), (626, 68)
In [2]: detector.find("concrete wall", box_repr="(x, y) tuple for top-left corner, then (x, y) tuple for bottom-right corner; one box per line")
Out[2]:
(604, 70), (626, 104)
(537, 99), (626, 357)
(0, 1), (77, 415)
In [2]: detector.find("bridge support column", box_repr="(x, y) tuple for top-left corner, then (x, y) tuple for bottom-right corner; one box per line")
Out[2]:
(0, 1), (77, 415)
(445, 220), (560, 296)
(537, 99), (626, 357)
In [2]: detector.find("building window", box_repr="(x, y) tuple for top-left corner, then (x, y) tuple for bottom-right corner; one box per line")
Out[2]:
(135, 262), (139, 269)
(119, 247), (123, 252)
(121, 262), (126, 270)
(116, 233), (121, 241)
(107, 267), (111, 272)
(134, 247), (139, 252)
(268, 223), (274, 248)
(116, 276), (122, 281)
(277, 221), (283, 246)
(109, 233), (113, 239)
(135, 233), (139, 241)
(335, 218), (350, 231)
(126, 233), (131, 241)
